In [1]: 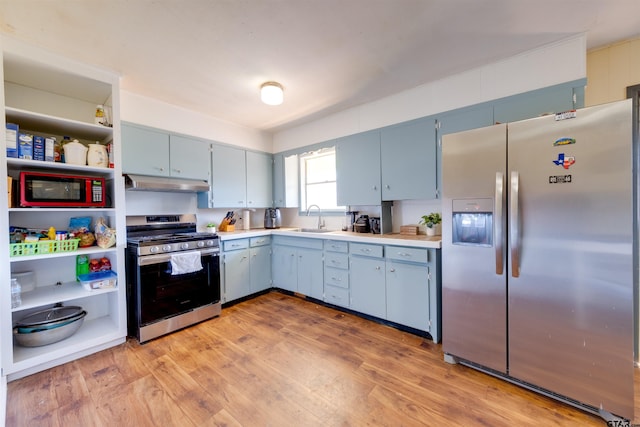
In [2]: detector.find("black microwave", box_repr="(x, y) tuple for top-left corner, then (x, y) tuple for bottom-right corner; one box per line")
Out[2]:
(19, 171), (106, 207)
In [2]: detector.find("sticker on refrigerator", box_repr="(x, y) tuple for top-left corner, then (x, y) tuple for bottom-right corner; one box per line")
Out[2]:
(549, 175), (572, 184)
(552, 153), (575, 169)
(553, 137), (576, 146)
(555, 110), (577, 121)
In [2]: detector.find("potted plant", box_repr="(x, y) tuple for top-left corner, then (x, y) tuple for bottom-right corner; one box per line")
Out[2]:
(420, 212), (442, 236)
(206, 222), (216, 233)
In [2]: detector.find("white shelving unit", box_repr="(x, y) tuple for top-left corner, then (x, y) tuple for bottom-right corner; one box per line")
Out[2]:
(0, 36), (126, 382)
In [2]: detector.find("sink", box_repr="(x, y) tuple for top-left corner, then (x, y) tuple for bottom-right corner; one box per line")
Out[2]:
(296, 228), (333, 233)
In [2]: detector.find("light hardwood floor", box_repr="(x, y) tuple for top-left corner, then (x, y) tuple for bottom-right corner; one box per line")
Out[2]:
(6, 291), (637, 426)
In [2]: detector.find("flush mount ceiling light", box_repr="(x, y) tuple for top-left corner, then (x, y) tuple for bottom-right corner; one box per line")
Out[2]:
(261, 81), (284, 105)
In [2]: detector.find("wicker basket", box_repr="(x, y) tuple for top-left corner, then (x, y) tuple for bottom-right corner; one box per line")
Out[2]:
(9, 239), (80, 257)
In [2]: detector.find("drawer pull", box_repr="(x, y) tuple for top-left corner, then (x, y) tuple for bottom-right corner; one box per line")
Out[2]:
(361, 248), (371, 253)
(331, 277), (341, 282)
(398, 252), (411, 257)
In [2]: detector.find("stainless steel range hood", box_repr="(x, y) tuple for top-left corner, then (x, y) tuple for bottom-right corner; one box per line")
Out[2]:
(124, 174), (209, 193)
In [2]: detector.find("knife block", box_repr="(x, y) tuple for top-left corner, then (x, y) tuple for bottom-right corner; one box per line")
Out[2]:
(218, 218), (235, 232)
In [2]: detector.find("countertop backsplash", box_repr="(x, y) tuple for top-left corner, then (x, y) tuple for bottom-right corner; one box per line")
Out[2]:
(126, 190), (442, 235)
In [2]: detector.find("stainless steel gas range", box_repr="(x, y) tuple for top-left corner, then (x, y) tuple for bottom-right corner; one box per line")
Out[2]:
(125, 214), (221, 343)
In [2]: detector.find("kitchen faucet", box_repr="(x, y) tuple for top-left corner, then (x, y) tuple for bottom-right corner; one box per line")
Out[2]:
(306, 204), (325, 229)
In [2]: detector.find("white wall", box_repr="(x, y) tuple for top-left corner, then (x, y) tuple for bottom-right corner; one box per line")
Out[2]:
(120, 91), (272, 152)
(273, 34), (586, 152)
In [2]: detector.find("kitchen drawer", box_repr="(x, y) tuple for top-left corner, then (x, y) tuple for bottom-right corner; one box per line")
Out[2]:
(324, 266), (349, 289)
(250, 236), (271, 247)
(272, 236), (323, 250)
(385, 245), (429, 264)
(324, 240), (348, 253)
(350, 242), (383, 258)
(324, 284), (350, 308)
(223, 238), (249, 251)
(325, 252), (349, 270)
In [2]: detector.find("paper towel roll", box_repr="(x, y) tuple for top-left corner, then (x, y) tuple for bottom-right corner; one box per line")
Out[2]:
(243, 209), (250, 230)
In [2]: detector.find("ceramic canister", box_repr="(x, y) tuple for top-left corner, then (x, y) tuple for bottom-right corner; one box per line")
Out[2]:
(87, 142), (108, 167)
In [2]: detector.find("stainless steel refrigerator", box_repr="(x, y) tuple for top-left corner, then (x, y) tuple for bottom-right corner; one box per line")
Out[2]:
(441, 99), (634, 420)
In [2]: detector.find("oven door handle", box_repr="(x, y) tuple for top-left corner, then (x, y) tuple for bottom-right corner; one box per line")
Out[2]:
(138, 248), (219, 266)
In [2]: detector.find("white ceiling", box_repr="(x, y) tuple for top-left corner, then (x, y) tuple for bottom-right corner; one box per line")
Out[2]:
(1, 1), (639, 133)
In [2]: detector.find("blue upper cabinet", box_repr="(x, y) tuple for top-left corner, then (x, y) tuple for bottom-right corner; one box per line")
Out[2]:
(122, 123), (170, 176)
(169, 135), (210, 181)
(211, 144), (247, 208)
(380, 118), (437, 201)
(122, 123), (209, 180)
(493, 81), (583, 124)
(336, 130), (381, 206)
(246, 150), (273, 208)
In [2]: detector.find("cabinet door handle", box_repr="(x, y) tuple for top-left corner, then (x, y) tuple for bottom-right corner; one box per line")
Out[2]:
(172, 168), (182, 174)
(385, 184), (390, 189)
(389, 268), (396, 272)
(372, 185), (377, 190)
(375, 266), (381, 270)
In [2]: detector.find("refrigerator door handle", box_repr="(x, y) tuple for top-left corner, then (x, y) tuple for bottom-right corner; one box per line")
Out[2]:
(495, 172), (504, 275)
(510, 171), (520, 277)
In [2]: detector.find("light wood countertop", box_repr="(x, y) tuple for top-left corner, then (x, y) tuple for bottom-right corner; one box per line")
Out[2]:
(218, 228), (441, 249)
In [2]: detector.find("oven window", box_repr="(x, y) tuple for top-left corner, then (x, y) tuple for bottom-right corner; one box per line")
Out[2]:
(137, 253), (220, 325)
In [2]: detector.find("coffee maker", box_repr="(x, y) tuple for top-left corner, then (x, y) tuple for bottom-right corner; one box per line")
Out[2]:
(264, 208), (282, 229)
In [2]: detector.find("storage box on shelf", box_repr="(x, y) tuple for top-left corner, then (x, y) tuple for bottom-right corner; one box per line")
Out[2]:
(1, 37), (126, 380)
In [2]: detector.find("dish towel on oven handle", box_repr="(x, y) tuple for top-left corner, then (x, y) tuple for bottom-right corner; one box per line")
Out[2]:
(170, 251), (203, 275)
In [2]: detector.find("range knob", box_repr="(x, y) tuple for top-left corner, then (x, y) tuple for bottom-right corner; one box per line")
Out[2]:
(197, 241), (205, 248)
(206, 240), (215, 247)
(162, 244), (172, 252)
(150, 246), (160, 254)
(180, 243), (190, 250)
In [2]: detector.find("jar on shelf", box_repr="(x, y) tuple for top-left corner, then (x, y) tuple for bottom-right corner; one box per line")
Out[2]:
(87, 142), (108, 168)
(11, 278), (21, 309)
(95, 105), (105, 126)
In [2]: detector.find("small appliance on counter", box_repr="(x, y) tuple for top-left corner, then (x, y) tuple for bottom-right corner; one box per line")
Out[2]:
(264, 208), (281, 229)
(346, 210), (359, 232)
(369, 217), (381, 234)
(354, 215), (370, 233)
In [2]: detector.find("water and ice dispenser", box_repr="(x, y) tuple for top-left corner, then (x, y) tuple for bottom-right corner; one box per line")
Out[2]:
(451, 199), (493, 246)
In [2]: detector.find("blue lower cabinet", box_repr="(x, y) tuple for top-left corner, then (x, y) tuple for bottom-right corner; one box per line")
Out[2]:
(297, 247), (324, 300)
(324, 240), (350, 307)
(250, 245), (272, 293)
(385, 259), (430, 331)
(223, 239), (251, 303)
(272, 236), (323, 298)
(349, 242), (385, 318)
(384, 245), (441, 343)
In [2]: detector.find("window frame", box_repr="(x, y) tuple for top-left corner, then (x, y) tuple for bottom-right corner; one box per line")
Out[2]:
(298, 146), (344, 215)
